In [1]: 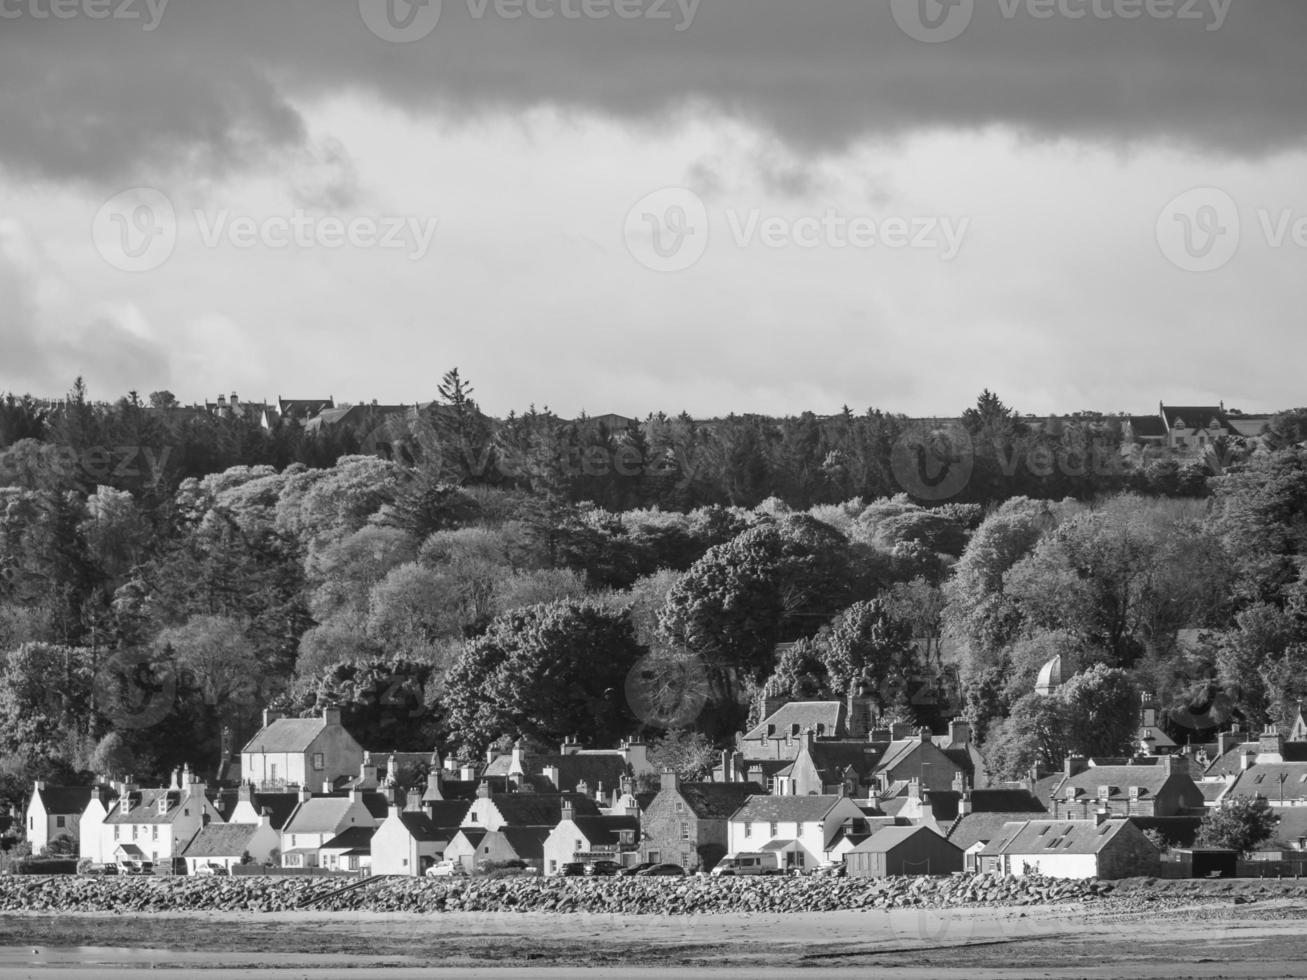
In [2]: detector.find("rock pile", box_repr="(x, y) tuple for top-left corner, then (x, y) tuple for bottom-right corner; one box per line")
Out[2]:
(0, 873), (1117, 916)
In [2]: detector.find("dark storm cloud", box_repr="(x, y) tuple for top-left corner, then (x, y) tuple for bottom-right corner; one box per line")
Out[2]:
(2, 0), (1305, 183)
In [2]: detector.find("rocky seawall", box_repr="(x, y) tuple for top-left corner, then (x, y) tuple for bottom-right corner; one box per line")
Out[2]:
(0, 872), (1119, 915)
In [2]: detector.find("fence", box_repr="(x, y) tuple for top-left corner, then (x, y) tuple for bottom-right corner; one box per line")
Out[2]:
(230, 866), (359, 878)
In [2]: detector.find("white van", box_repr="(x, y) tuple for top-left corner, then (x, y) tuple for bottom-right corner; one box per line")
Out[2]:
(710, 853), (778, 876)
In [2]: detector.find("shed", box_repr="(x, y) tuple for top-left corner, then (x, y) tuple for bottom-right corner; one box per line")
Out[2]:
(1162, 848), (1238, 879)
(845, 825), (963, 878)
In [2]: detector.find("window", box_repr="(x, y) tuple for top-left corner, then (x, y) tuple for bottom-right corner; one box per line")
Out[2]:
(469, 813), (478, 823)
(796, 822), (804, 837)
(744, 822), (752, 838)
(56, 816), (65, 829)
(649, 851), (661, 864)
(27, 817), (32, 831)
(575, 839), (583, 852)
(132, 826), (138, 840)
(184, 808), (190, 817)
(114, 827), (120, 841)
(769, 822), (778, 837)
(152, 826), (158, 841)
(681, 823), (690, 841)
(674, 801), (684, 813)
(291, 835), (297, 847)
(313, 753), (325, 772)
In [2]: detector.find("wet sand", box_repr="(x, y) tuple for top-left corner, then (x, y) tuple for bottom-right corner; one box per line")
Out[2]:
(3, 899), (1307, 976)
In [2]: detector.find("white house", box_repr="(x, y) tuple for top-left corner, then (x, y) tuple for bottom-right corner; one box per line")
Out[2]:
(542, 803), (639, 875)
(279, 789), (376, 868)
(26, 782), (96, 856)
(179, 812), (280, 874)
(726, 795), (867, 870)
(371, 804), (454, 876)
(240, 707), (365, 791)
(979, 817), (1161, 880)
(86, 768), (224, 869)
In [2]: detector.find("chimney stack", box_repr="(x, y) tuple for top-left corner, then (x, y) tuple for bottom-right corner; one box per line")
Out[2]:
(1065, 756), (1089, 778)
(561, 802), (575, 824)
(959, 790), (973, 817)
(948, 719), (971, 746)
(406, 789), (422, 812)
(322, 705), (342, 728)
(541, 765), (561, 791)
(660, 768), (679, 793)
(262, 708), (283, 729)
(1258, 726), (1285, 762)
(425, 770), (443, 802)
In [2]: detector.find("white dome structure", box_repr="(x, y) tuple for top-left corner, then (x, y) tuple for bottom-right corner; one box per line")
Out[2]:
(1035, 655), (1064, 697)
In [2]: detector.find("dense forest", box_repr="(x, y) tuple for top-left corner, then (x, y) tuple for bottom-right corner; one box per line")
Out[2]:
(2, 375), (1306, 812)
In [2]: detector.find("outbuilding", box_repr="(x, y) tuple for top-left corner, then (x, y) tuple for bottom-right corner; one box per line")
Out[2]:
(844, 825), (964, 878)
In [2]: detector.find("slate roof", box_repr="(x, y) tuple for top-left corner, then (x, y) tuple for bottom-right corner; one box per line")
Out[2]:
(802, 741), (888, 780)
(453, 827), (487, 848)
(425, 801), (472, 831)
(946, 811), (1050, 851)
(678, 782), (763, 819)
(732, 795), (850, 823)
(322, 826), (375, 852)
(241, 791), (301, 830)
(1161, 406), (1230, 432)
(283, 797), (371, 835)
(570, 815), (639, 847)
(485, 753), (630, 793)
(927, 789), (1046, 823)
(743, 702), (845, 742)
(33, 786), (95, 815)
(105, 789), (201, 825)
(398, 812), (447, 844)
(1048, 764), (1190, 803)
(241, 717), (328, 754)
(1268, 808), (1307, 849)
(1197, 781), (1230, 804)
(491, 793), (600, 827)
(499, 826), (551, 861)
(1126, 415), (1169, 439)
(1225, 762), (1307, 804)
(850, 825), (948, 854)
(115, 843), (147, 859)
(182, 824), (258, 859)
(981, 819), (1136, 856)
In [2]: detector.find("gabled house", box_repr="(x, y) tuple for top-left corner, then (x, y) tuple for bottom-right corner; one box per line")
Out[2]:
(180, 812), (279, 874)
(279, 788), (376, 868)
(27, 782), (96, 855)
(1048, 756), (1205, 819)
(980, 816), (1161, 880)
(86, 769), (223, 869)
(638, 772), (762, 872)
(240, 707), (364, 792)
(726, 794), (867, 870)
(1218, 728), (1307, 808)
(484, 739), (653, 795)
(319, 826), (374, 873)
(371, 804), (455, 876)
(543, 802), (639, 875)
(445, 826), (551, 872)
(739, 701), (850, 761)
(77, 784), (119, 864)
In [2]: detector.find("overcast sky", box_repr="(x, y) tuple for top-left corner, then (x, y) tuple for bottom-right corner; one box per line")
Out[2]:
(1, 0), (1305, 419)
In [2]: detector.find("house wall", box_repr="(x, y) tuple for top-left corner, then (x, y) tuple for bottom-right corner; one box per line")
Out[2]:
(25, 795), (49, 853)
(79, 799), (110, 864)
(446, 832), (522, 871)
(1004, 851), (1100, 879)
(371, 814), (442, 876)
(1097, 827), (1162, 880)
(544, 819), (592, 875)
(638, 789), (723, 871)
(726, 799), (864, 868)
(102, 790), (221, 866)
(309, 727), (365, 787)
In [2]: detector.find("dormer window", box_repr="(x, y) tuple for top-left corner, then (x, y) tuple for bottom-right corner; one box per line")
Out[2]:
(157, 797), (168, 815)
(791, 724), (800, 737)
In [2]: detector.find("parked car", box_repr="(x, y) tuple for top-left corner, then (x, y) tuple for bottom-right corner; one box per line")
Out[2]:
(560, 862), (587, 877)
(585, 860), (623, 877)
(425, 860), (467, 878)
(637, 864), (686, 877)
(618, 862), (655, 876)
(193, 863), (229, 877)
(82, 864), (118, 876)
(117, 860), (154, 876)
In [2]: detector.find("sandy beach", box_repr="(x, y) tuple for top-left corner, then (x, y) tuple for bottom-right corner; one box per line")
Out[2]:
(3, 898), (1307, 977)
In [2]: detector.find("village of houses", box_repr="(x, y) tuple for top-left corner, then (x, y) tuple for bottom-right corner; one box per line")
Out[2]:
(20, 654), (1307, 888)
